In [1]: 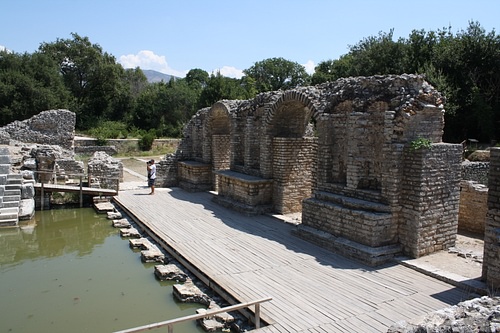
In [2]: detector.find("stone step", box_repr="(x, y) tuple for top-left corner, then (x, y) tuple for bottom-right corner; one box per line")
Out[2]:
(0, 155), (11, 164)
(6, 184), (21, 191)
(0, 218), (18, 227)
(3, 201), (19, 208)
(4, 195), (20, 202)
(314, 191), (391, 213)
(0, 164), (10, 174)
(0, 207), (19, 220)
(5, 189), (20, 196)
(7, 178), (22, 186)
(0, 147), (10, 155)
(7, 174), (22, 180)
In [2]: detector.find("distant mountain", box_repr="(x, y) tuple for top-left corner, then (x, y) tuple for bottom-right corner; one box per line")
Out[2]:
(142, 69), (179, 83)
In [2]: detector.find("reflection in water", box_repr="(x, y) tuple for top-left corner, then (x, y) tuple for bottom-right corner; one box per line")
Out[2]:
(0, 208), (205, 333)
(0, 208), (115, 266)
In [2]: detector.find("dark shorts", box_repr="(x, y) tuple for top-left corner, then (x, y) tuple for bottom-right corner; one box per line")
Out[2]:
(148, 178), (156, 187)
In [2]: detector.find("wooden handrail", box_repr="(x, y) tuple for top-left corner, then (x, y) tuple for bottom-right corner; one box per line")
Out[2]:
(114, 296), (272, 333)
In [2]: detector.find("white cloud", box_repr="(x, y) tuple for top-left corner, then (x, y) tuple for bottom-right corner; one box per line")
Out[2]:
(0, 45), (12, 53)
(213, 66), (244, 79)
(118, 50), (187, 78)
(302, 60), (316, 75)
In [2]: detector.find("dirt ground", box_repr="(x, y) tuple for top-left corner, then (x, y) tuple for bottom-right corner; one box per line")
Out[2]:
(415, 232), (484, 279)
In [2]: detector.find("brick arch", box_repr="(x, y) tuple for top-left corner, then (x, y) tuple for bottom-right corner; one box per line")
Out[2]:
(259, 89), (320, 214)
(201, 102), (233, 190)
(207, 101), (232, 135)
(264, 89), (321, 137)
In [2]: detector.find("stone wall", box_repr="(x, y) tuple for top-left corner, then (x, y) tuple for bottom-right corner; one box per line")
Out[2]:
(483, 147), (500, 288)
(458, 180), (488, 234)
(161, 74), (463, 265)
(74, 138), (180, 155)
(399, 144), (462, 257)
(272, 137), (316, 214)
(0, 110), (76, 150)
(87, 151), (123, 192)
(461, 160), (489, 185)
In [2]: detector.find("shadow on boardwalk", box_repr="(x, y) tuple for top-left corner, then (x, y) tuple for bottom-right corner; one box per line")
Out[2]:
(117, 187), (479, 333)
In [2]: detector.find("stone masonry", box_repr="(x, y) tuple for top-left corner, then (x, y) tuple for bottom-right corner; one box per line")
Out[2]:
(483, 148), (500, 289)
(157, 74), (463, 265)
(458, 180), (488, 234)
(87, 151), (123, 192)
(0, 109), (76, 150)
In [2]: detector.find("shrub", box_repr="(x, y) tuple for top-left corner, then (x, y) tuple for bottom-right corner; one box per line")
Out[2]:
(138, 131), (156, 151)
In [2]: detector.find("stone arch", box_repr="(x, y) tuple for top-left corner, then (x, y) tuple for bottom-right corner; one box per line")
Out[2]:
(264, 90), (321, 136)
(204, 102), (232, 190)
(263, 90), (321, 214)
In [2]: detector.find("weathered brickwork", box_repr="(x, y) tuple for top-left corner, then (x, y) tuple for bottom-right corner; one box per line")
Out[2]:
(214, 170), (273, 215)
(399, 144), (462, 257)
(0, 109), (76, 150)
(461, 161), (489, 185)
(272, 137), (316, 214)
(177, 161), (212, 192)
(158, 74), (463, 265)
(458, 180), (488, 234)
(483, 148), (500, 288)
(87, 151), (123, 191)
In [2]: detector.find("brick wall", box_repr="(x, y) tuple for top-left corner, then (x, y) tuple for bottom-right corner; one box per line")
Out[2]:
(272, 137), (316, 214)
(458, 180), (488, 234)
(483, 147), (500, 287)
(399, 143), (462, 257)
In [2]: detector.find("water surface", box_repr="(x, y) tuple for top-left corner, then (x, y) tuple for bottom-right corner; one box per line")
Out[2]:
(0, 208), (205, 333)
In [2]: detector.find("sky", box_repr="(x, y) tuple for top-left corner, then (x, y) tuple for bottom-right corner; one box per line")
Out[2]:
(2, 0), (500, 79)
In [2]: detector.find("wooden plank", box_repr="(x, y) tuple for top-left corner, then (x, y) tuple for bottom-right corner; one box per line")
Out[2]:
(113, 188), (473, 333)
(34, 183), (117, 196)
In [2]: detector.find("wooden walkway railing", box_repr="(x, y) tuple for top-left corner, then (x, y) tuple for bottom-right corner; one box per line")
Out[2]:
(113, 296), (272, 333)
(32, 170), (119, 209)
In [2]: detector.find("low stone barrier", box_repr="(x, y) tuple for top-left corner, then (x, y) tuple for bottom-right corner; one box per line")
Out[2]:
(74, 138), (180, 155)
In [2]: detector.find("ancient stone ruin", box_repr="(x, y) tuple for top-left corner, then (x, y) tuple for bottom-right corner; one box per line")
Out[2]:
(87, 151), (123, 192)
(158, 74), (463, 267)
(483, 148), (500, 288)
(0, 109), (76, 150)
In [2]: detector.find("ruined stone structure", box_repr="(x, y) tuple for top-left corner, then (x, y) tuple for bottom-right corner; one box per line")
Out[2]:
(462, 160), (489, 185)
(157, 74), (463, 265)
(483, 148), (500, 289)
(87, 151), (123, 192)
(0, 109), (76, 150)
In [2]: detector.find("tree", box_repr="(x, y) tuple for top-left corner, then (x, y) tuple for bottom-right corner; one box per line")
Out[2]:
(243, 57), (310, 93)
(38, 33), (132, 130)
(433, 22), (500, 142)
(0, 50), (70, 125)
(311, 55), (354, 84)
(185, 68), (209, 89)
(132, 79), (199, 137)
(198, 71), (252, 108)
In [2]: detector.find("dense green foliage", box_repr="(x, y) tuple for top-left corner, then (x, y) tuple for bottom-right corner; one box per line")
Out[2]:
(312, 22), (500, 143)
(1, 22), (499, 143)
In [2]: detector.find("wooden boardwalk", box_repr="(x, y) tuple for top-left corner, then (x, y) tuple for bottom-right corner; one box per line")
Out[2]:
(34, 183), (117, 196)
(114, 187), (476, 333)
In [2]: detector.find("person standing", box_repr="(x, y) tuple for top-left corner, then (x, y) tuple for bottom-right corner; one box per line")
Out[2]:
(147, 159), (156, 195)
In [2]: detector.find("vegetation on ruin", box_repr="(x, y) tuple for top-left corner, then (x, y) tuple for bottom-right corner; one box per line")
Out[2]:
(410, 138), (433, 151)
(1, 22), (499, 144)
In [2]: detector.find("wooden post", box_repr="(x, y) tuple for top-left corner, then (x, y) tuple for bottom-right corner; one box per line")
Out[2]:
(255, 303), (261, 329)
(79, 175), (83, 208)
(40, 182), (44, 211)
